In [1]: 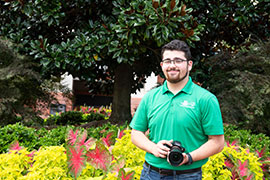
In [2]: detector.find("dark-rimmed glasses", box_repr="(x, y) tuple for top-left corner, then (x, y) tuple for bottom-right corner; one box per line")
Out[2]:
(162, 58), (188, 66)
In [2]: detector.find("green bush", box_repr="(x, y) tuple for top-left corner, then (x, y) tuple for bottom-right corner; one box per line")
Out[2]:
(0, 123), (72, 153)
(44, 110), (107, 126)
(84, 113), (105, 122)
(0, 123), (39, 153)
(0, 122), (128, 153)
(224, 124), (270, 157)
(45, 111), (84, 125)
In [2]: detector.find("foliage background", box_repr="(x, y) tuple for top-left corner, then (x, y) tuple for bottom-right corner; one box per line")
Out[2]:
(203, 41), (270, 135)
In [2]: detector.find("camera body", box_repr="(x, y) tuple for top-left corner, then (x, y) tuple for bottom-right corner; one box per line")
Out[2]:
(164, 141), (186, 166)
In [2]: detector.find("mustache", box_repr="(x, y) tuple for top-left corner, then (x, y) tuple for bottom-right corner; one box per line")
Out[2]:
(166, 68), (180, 71)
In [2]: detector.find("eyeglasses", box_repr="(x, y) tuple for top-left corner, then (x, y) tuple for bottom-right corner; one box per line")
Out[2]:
(162, 58), (188, 65)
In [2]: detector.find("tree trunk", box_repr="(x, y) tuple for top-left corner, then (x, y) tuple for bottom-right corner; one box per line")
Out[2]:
(109, 63), (132, 124)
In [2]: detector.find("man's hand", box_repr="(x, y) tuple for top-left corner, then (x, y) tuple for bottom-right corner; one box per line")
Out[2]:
(152, 140), (173, 158)
(177, 153), (189, 166)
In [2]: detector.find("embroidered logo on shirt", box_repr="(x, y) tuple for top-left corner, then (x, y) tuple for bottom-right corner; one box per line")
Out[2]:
(180, 100), (195, 109)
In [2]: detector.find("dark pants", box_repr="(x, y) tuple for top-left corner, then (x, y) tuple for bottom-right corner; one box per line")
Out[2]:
(140, 163), (202, 180)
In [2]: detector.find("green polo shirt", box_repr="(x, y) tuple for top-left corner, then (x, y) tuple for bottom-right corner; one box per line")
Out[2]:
(130, 77), (224, 170)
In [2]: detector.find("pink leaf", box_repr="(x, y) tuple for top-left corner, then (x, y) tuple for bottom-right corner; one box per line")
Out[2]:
(67, 129), (79, 146)
(224, 160), (234, 168)
(86, 141), (113, 171)
(231, 169), (238, 180)
(256, 147), (266, 158)
(118, 168), (135, 180)
(9, 141), (23, 152)
(117, 129), (125, 139)
(238, 160), (248, 177)
(102, 131), (114, 147)
(246, 174), (254, 180)
(110, 157), (125, 173)
(77, 131), (95, 150)
(67, 146), (86, 179)
(226, 140), (238, 147)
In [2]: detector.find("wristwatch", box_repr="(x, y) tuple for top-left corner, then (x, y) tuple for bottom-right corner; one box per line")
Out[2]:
(185, 153), (193, 165)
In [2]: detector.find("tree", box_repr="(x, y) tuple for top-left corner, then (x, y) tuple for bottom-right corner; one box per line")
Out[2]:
(182, 0), (270, 82)
(0, 38), (52, 125)
(203, 40), (270, 135)
(1, 0), (269, 124)
(0, 0), (202, 124)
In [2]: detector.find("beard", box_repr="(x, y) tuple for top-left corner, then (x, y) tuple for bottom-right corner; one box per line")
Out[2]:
(165, 67), (189, 84)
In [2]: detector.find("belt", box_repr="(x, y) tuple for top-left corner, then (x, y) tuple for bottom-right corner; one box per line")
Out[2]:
(145, 161), (201, 176)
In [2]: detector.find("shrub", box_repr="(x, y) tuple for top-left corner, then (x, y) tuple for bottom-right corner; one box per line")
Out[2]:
(0, 123), (39, 153)
(44, 108), (110, 126)
(0, 124), (76, 153)
(45, 111), (84, 125)
(224, 124), (270, 158)
(203, 41), (270, 136)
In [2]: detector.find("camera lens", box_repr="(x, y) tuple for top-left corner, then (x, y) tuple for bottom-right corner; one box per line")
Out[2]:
(171, 152), (182, 161)
(168, 148), (183, 166)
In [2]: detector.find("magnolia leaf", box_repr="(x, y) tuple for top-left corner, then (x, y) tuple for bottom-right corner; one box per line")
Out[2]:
(86, 141), (113, 171)
(67, 146), (86, 179)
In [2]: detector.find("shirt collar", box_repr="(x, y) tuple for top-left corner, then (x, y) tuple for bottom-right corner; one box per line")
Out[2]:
(162, 77), (193, 95)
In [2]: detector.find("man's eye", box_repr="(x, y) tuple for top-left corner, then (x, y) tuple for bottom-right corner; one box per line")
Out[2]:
(164, 60), (171, 64)
(175, 59), (184, 63)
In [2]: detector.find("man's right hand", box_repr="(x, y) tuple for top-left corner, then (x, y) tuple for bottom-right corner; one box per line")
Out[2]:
(152, 140), (173, 158)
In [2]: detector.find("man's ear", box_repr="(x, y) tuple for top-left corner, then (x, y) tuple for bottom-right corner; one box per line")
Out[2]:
(160, 62), (163, 67)
(188, 60), (193, 71)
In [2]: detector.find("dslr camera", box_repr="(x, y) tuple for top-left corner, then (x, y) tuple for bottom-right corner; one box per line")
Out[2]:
(164, 141), (186, 166)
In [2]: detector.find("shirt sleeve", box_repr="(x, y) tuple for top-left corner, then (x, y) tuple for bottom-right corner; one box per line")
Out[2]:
(201, 95), (224, 135)
(129, 95), (149, 132)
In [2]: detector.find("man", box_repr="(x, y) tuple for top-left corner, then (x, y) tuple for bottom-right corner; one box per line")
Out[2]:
(130, 40), (224, 179)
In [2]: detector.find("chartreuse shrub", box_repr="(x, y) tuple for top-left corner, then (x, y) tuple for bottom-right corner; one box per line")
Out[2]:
(0, 149), (32, 179)
(202, 145), (264, 179)
(19, 146), (71, 180)
(0, 146), (72, 180)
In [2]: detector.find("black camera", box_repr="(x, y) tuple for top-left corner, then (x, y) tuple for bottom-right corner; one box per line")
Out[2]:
(164, 141), (186, 166)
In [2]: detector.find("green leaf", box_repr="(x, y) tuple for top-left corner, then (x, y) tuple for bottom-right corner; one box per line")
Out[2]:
(55, 61), (61, 68)
(128, 35), (133, 46)
(189, 35), (200, 41)
(48, 17), (54, 26)
(113, 50), (122, 59)
(117, 56), (124, 63)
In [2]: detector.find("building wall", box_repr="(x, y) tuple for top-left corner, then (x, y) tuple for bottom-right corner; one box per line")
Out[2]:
(40, 73), (159, 118)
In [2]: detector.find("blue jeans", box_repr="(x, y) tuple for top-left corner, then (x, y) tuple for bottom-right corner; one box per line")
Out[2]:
(140, 163), (202, 180)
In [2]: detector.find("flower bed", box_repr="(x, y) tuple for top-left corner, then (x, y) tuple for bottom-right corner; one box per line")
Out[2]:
(0, 129), (268, 180)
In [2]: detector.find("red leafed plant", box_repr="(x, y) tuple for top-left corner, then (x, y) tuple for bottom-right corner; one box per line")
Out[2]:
(77, 130), (95, 150)
(66, 129), (96, 179)
(9, 141), (23, 151)
(67, 129), (79, 146)
(117, 129), (125, 139)
(67, 146), (86, 179)
(86, 141), (113, 171)
(66, 129), (120, 178)
(102, 131), (115, 147)
(117, 168), (135, 180)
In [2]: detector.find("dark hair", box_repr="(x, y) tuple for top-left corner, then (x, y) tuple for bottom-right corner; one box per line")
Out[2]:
(161, 40), (192, 60)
